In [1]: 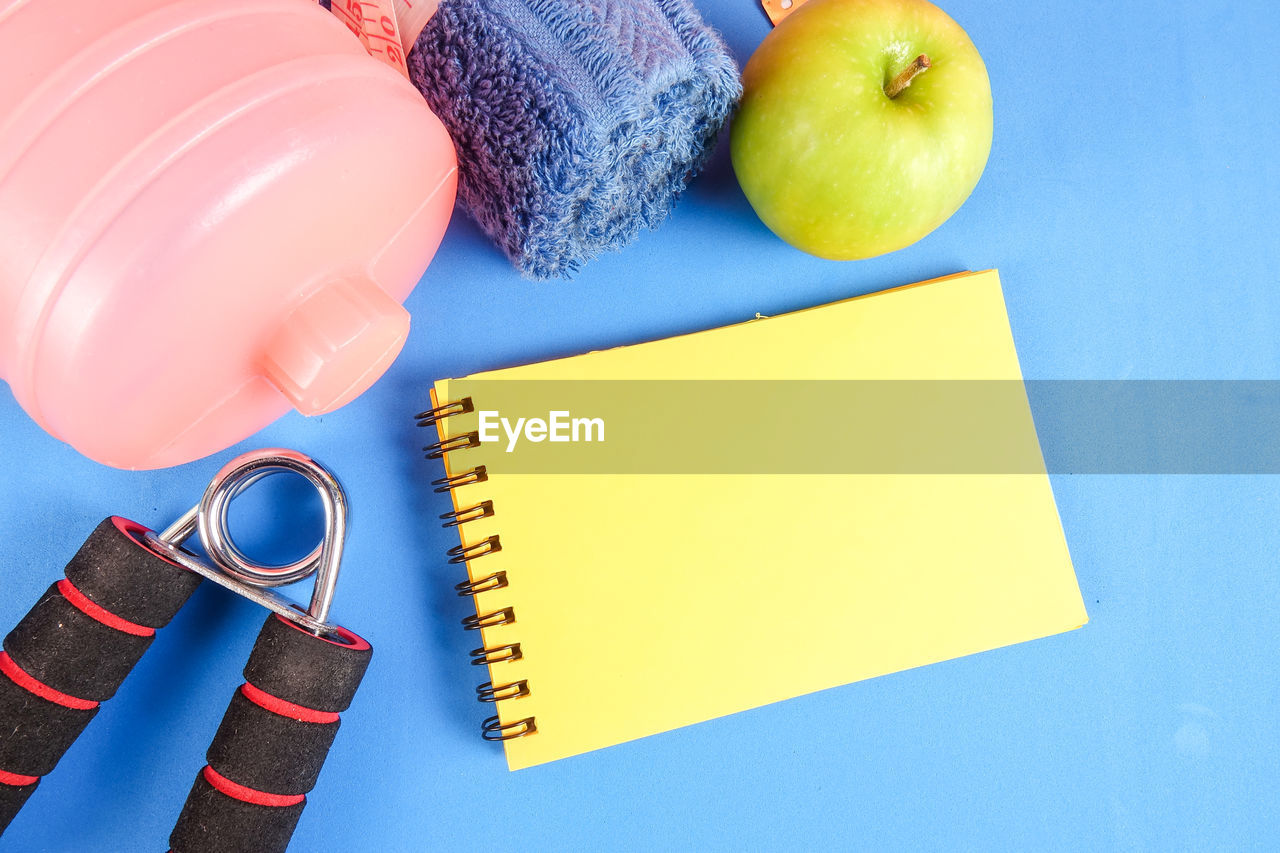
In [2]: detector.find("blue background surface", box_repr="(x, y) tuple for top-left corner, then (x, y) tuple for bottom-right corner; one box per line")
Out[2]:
(2, 0), (1278, 849)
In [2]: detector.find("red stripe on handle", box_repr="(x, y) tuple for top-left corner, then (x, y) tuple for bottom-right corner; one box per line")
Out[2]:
(109, 516), (180, 566)
(0, 652), (98, 711)
(273, 614), (371, 651)
(56, 578), (155, 637)
(202, 765), (305, 808)
(0, 768), (39, 786)
(241, 682), (340, 724)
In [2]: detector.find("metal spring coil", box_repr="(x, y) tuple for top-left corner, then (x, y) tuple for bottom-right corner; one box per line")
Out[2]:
(418, 397), (537, 742)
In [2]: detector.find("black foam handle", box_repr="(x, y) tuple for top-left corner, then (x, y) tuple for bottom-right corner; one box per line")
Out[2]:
(170, 771), (306, 853)
(7, 582), (155, 702)
(0, 517), (201, 835)
(0, 774), (38, 833)
(170, 614), (372, 853)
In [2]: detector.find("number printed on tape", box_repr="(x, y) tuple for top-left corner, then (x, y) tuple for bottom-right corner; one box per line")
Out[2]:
(324, 0), (410, 78)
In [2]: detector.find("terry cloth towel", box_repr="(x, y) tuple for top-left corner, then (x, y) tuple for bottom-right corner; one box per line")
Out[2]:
(408, 0), (741, 279)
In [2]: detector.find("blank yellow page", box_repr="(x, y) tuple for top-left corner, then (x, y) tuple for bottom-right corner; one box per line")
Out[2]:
(434, 270), (1087, 770)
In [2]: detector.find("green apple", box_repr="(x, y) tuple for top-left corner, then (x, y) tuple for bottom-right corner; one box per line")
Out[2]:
(730, 0), (993, 260)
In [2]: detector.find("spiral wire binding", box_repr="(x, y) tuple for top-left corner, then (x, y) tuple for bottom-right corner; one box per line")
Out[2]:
(461, 607), (516, 630)
(415, 396), (474, 427)
(420, 398), (537, 742)
(432, 465), (488, 493)
(447, 535), (501, 564)
(424, 431), (481, 459)
(455, 571), (508, 596)
(476, 680), (531, 702)
(440, 500), (494, 528)
(470, 643), (522, 665)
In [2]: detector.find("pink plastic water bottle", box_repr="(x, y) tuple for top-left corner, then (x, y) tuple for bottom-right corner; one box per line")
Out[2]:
(0, 0), (457, 469)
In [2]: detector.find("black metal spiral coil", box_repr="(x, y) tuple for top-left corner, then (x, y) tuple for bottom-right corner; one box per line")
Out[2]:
(421, 398), (536, 743)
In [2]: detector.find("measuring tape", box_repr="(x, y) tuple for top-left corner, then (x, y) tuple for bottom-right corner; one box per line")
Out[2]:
(330, 0), (799, 77)
(333, 0), (798, 76)
(760, 0), (808, 27)
(319, 0), (439, 79)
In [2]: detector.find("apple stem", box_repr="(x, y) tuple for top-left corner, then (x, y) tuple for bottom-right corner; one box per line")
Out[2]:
(885, 54), (931, 99)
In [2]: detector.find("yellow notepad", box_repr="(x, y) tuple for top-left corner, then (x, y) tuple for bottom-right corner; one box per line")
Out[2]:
(426, 270), (1087, 770)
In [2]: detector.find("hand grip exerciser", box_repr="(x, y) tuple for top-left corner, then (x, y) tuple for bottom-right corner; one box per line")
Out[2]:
(0, 449), (373, 851)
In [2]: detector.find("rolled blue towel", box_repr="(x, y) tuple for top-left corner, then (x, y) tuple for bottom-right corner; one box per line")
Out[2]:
(408, 0), (741, 279)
